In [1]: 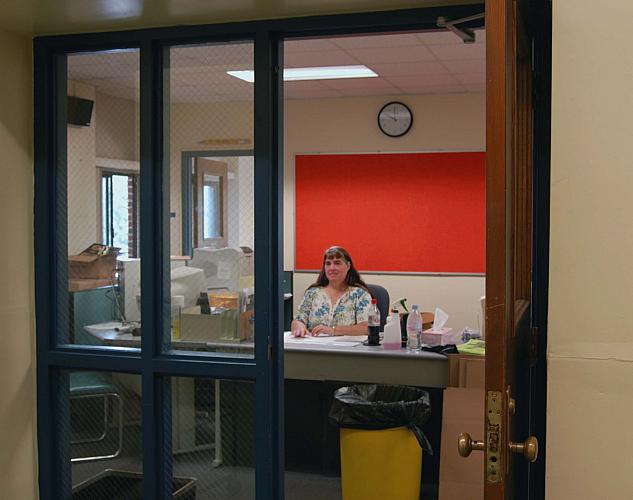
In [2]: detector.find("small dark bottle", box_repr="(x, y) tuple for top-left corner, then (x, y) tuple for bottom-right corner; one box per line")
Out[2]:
(400, 313), (409, 348)
(367, 298), (381, 346)
(197, 292), (211, 314)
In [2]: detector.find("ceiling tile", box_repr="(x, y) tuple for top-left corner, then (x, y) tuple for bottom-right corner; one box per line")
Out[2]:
(387, 74), (458, 88)
(442, 59), (485, 74)
(453, 73), (486, 85)
(170, 43), (253, 68)
(283, 80), (331, 91)
(398, 84), (467, 95)
(346, 45), (435, 64)
(463, 83), (486, 93)
(336, 88), (405, 97)
(417, 30), (463, 46)
(82, 76), (138, 89)
(68, 50), (140, 67)
(284, 50), (360, 67)
(173, 88), (253, 103)
(69, 63), (139, 80)
(329, 33), (422, 49)
(321, 77), (397, 91)
(285, 89), (343, 100)
(429, 42), (485, 61)
(284, 38), (340, 52)
(368, 61), (448, 77)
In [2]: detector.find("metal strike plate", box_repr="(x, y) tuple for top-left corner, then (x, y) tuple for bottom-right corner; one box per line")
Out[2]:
(486, 390), (503, 483)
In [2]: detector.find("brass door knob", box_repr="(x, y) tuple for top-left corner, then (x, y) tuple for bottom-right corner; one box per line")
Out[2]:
(457, 432), (485, 457)
(509, 436), (539, 462)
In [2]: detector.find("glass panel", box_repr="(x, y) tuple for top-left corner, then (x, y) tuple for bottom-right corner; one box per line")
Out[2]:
(170, 377), (255, 499)
(64, 49), (141, 348)
(68, 371), (142, 497)
(283, 29), (486, 499)
(203, 178), (221, 239)
(166, 42), (255, 356)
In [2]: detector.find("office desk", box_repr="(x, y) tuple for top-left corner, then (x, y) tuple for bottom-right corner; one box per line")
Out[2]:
(84, 325), (448, 388)
(84, 324), (448, 476)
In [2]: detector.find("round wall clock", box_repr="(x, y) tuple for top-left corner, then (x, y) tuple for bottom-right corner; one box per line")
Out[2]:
(377, 101), (413, 137)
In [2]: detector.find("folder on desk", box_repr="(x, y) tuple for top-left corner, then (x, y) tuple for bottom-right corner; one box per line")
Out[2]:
(283, 332), (365, 347)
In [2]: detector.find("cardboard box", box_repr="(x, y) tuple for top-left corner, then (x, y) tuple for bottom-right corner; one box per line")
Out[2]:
(439, 388), (485, 500)
(447, 354), (486, 389)
(68, 243), (119, 280)
(208, 292), (239, 309)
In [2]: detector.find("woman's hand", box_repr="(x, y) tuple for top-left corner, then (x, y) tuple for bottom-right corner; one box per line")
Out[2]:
(311, 325), (335, 336)
(291, 320), (309, 337)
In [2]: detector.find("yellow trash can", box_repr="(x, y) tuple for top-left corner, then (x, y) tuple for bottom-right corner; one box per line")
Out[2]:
(340, 426), (422, 500)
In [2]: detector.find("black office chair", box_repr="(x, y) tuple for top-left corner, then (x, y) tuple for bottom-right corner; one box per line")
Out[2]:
(366, 284), (389, 332)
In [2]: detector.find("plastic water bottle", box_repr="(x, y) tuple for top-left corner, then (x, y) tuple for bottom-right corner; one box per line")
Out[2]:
(367, 298), (381, 346)
(406, 305), (422, 351)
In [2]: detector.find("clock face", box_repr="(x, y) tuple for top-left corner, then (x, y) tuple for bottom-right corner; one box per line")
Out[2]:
(378, 101), (413, 137)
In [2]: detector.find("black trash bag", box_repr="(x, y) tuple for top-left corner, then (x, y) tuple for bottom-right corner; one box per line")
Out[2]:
(329, 384), (433, 455)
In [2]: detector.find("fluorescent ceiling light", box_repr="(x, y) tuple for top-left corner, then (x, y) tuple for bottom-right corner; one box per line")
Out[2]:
(227, 65), (378, 83)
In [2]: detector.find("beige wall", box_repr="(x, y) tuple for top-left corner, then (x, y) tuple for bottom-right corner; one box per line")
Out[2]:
(67, 86), (139, 253)
(95, 91), (138, 161)
(285, 93), (486, 330)
(0, 29), (37, 500)
(548, 1), (633, 498)
(67, 81), (97, 254)
(165, 92), (486, 329)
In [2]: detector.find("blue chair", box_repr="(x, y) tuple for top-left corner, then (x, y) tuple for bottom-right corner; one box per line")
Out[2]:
(70, 371), (123, 463)
(366, 284), (390, 332)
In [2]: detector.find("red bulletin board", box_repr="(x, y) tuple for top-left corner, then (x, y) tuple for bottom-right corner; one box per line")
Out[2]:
(294, 152), (485, 274)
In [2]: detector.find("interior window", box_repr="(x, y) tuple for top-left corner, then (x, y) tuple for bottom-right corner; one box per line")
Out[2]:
(194, 158), (228, 248)
(101, 171), (139, 257)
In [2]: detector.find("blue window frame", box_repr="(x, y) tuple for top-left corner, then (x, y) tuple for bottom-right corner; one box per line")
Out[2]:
(34, 5), (486, 499)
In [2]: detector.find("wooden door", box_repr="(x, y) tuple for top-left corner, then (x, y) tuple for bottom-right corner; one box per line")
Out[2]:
(193, 158), (228, 248)
(471, 0), (539, 498)
(484, 0), (538, 500)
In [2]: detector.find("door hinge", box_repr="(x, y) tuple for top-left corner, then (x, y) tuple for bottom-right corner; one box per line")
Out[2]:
(486, 391), (503, 483)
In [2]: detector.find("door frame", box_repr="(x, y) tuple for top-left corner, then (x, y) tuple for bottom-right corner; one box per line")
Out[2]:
(33, 3), (550, 499)
(526, 1), (552, 498)
(181, 149), (255, 256)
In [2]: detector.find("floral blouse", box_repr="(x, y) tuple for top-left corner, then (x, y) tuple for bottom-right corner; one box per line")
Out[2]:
(294, 286), (372, 330)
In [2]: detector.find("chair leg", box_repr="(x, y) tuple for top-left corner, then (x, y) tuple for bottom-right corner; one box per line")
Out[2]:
(71, 392), (123, 463)
(71, 396), (109, 445)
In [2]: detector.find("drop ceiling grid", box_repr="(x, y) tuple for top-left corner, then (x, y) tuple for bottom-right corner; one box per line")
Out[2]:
(284, 30), (485, 97)
(66, 29), (485, 102)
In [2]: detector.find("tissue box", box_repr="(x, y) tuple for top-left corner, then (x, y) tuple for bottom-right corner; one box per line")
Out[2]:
(421, 327), (454, 347)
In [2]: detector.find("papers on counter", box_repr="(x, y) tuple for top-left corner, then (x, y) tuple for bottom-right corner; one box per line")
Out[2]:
(284, 331), (365, 347)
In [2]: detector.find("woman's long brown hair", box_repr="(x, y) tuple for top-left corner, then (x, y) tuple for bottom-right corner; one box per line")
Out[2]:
(309, 246), (370, 293)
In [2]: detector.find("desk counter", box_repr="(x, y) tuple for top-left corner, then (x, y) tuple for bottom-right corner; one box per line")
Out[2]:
(84, 324), (448, 388)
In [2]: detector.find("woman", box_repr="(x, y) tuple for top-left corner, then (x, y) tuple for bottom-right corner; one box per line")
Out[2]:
(291, 246), (372, 337)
